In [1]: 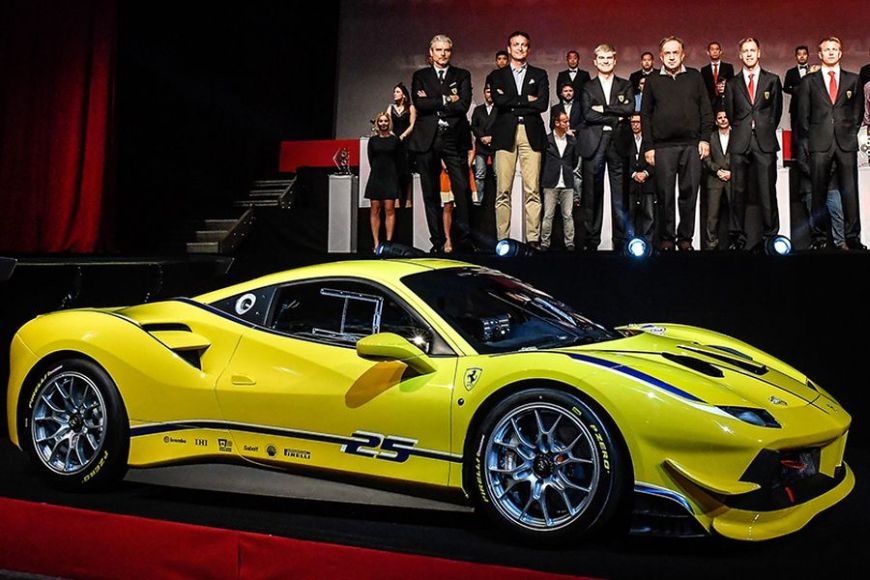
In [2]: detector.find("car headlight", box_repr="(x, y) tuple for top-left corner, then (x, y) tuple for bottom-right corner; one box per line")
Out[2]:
(719, 406), (781, 428)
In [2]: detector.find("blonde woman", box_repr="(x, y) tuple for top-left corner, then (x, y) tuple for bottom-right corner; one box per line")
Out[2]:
(365, 112), (401, 250)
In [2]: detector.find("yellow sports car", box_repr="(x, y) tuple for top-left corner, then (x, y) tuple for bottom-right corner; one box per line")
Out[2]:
(5, 259), (853, 541)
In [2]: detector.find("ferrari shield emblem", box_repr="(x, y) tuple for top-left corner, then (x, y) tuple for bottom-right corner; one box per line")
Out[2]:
(763, 91), (770, 100)
(618, 94), (625, 103)
(464, 368), (483, 390)
(846, 90), (852, 99)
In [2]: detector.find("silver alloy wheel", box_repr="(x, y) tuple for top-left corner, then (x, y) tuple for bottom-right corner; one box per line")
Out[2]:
(31, 371), (107, 475)
(484, 401), (600, 531)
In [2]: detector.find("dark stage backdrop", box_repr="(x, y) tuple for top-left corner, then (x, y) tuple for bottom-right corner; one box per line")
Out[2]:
(335, 0), (870, 137)
(115, 2), (340, 253)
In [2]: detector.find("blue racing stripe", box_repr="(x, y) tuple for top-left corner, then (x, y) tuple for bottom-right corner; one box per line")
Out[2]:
(634, 483), (694, 514)
(566, 352), (706, 403)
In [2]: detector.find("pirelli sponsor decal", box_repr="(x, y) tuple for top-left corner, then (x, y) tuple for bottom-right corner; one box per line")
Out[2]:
(130, 420), (462, 464)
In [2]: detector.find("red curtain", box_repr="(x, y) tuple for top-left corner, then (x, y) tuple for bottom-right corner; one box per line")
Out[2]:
(0, 0), (116, 253)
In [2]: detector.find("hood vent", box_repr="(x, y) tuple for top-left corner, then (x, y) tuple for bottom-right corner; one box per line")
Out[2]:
(679, 345), (768, 375)
(661, 353), (724, 378)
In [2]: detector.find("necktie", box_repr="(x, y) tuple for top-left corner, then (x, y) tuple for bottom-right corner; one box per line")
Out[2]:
(828, 71), (837, 104)
(747, 73), (755, 104)
(713, 63), (719, 94)
(438, 69), (445, 84)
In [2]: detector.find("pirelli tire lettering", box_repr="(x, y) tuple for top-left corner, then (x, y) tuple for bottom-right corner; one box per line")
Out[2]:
(469, 387), (627, 539)
(21, 358), (130, 490)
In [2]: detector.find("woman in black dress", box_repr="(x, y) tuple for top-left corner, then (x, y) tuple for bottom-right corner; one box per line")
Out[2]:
(390, 83), (416, 207)
(365, 112), (400, 250)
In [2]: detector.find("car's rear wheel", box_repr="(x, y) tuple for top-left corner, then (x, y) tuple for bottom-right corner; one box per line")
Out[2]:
(470, 388), (626, 541)
(22, 358), (129, 489)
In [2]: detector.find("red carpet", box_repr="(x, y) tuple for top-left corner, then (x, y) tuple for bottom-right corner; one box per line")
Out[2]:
(0, 497), (597, 579)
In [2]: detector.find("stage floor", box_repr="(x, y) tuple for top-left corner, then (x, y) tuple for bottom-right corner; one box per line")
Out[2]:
(1, 435), (868, 579)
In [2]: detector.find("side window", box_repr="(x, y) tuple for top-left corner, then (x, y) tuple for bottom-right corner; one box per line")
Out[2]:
(270, 280), (434, 351)
(211, 286), (277, 326)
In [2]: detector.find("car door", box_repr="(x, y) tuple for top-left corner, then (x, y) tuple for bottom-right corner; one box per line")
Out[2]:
(214, 278), (459, 487)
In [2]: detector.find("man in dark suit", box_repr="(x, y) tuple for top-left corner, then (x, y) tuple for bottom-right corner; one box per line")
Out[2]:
(490, 31), (550, 245)
(556, 50), (591, 98)
(702, 109), (732, 250)
(783, 46), (811, 156)
(549, 82), (583, 132)
(798, 36), (866, 250)
(540, 111), (579, 250)
(408, 34), (473, 253)
(641, 36), (714, 251)
(629, 52), (658, 92)
(723, 37), (783, 250)
(627, 113), (656, 242)
(700, 42), (735, 104)
(471, 83), (497, 205)
(578, 44), (634, 251)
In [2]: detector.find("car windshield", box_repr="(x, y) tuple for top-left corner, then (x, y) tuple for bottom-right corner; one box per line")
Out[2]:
(402, 267), (619, 354)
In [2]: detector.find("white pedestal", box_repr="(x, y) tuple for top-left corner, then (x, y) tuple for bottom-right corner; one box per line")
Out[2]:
(412, 173), (430, 250)
(328, 174), (358, 253)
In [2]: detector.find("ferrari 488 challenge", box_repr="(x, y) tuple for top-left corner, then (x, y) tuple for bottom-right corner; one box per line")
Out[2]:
(6, 259), (853, 541)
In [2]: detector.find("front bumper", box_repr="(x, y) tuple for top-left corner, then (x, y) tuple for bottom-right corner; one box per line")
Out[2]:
(712, 462), (854, 541)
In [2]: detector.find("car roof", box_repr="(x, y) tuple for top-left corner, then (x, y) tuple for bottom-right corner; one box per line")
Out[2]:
(194, 258), (475, 303)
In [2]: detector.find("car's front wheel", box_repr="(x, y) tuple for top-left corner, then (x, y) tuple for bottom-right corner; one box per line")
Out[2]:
(21, 358), (129, 489)
(470, 388), (626, 540)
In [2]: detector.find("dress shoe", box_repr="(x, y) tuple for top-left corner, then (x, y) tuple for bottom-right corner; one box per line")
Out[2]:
(677, 240), (694, 251)
(565, 244), (575, 251)
(659, 240), (675, 251)
(528, 240), (541, 250)
(846, 239), (867, 251)
(727, 240), (745, 251)
(809, 240), (828, 251)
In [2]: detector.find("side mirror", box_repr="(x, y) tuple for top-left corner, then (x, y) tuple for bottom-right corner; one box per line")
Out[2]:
(356, 332), (436, 374)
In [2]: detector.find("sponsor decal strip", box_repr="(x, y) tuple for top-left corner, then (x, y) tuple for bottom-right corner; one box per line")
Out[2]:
(566, 353), (706, 403)
(130, 420), (462, 463)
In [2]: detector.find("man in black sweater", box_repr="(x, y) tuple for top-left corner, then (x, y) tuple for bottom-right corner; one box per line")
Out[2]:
(641, 36), (714, 250)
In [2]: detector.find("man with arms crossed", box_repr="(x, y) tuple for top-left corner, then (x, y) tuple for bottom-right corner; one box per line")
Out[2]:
(724, 37), (783, 250)
(578, 43), (634, 251)
(489, 31), (550, 245)
(408, 34), (473, 253)
(641, 36), (714, 251)
(798, 37), (865, 250)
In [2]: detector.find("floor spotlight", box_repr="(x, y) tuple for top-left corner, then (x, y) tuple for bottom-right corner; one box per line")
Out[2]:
(765, 235), (792, 256)
(495, 239), (536, 258)
(375, 242), (427, 258)
(625, 237), (652, 259)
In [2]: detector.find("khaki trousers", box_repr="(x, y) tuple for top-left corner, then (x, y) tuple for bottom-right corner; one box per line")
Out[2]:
(495, 125), (542, 241)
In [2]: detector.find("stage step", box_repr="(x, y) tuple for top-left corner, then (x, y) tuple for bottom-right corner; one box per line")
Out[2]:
(184, 174), (294, 254)
(186, 242), (220, 253)
(195, 230), (227, 242)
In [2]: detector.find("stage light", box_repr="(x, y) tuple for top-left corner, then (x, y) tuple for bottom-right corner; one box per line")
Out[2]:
(765, 235), (792, 256)
(375, 242), (427, 258)
(495, 239), (536, 258)
(625, 237), (652, 259)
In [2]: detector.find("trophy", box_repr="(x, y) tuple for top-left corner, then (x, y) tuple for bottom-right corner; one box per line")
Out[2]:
(332, 147), (351, 175)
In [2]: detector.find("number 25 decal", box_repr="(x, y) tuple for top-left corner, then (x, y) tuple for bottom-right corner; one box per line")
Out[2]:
(341, 430), (418, 463)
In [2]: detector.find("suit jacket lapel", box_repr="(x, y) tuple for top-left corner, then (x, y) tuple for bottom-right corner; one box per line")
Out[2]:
(521, 67), (533, 95)
(834, 71), (848, 106)
(812, 72), (832, 107)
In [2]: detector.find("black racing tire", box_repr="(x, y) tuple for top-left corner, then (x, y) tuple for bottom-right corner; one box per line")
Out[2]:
(469, 388), (627, 542)
(19, 358), (129, 490)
